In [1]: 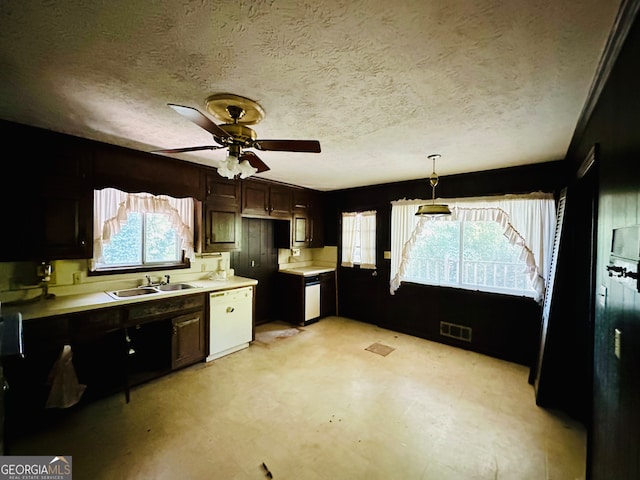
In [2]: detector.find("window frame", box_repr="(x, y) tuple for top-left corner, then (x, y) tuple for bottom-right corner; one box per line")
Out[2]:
(390, 193), (556, 303)
(400, 218), (536, 298)
(91, 188), (194, 275)
(341, 210), (377, 269)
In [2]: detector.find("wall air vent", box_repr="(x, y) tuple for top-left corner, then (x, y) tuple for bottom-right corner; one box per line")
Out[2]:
(440, 322), (472, 342)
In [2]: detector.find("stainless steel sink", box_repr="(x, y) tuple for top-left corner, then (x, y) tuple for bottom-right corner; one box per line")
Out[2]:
(107, 283), (199, 299)
(107, 287), (159, 299)
(154, 283), (198, 292)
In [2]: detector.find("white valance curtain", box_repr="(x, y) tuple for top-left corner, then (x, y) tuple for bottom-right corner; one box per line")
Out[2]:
(389, 192), (556, 303)
(341, 210), (377, 269)
(92, 188), (195, 269)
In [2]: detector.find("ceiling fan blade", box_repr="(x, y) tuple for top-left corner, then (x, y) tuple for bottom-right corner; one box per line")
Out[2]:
(168, 104), (232, 140)
(240, 151), (270, 173)
(150, 145), (223, 154)
(253, 139), (321, 153)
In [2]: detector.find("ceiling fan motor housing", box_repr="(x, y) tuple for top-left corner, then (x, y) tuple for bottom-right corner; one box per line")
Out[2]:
(217, 123), (257, 147)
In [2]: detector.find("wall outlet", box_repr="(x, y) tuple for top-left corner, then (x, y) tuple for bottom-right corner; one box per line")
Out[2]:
(291, 248), (301, 257)
(72, 271), (82, 285)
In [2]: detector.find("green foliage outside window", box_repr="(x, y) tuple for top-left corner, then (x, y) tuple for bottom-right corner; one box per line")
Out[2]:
(102, 212), (180, 267)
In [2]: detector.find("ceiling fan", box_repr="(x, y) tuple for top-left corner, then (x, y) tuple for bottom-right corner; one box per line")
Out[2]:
(151, 93), (321, 179)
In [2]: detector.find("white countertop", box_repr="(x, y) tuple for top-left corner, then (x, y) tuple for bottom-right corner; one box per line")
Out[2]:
(1, 276), (258, 321)
(279, 266), (336, 276)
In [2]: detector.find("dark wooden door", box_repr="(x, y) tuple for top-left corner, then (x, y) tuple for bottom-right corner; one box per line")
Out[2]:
(231, 218), (279, 325)
(338, 266), (381, 324)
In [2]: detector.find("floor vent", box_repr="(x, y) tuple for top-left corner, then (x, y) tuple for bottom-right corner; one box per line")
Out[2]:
(440, 322), (472, 342)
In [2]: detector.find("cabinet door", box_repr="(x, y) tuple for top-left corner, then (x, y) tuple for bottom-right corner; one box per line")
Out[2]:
(292, 212), (309, 247)
(307, 190), (324, 248)
(269, 186), (292, 218)
(172, 311), (205, 369)
(205, 175), (240, 207)
(70, 308), (126, 401)
(276, 273), (305, 324)
(320, 271), (336, 317)
(202, 175), (241, 252)
(203, 204), (241, 252)
(241, 181), (292, 218)
(41, 190), (93, 259)
(2, 316), (70, 435)
(40, 138), (93, 259)
(241, 181), (270, 216)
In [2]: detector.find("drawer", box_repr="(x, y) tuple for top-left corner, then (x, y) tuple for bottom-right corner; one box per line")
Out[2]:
(71, 309), (123, 340)
(127, 294), (205, 323)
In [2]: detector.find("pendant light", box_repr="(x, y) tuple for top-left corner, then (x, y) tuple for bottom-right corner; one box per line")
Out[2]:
(415, 154), (451, 217)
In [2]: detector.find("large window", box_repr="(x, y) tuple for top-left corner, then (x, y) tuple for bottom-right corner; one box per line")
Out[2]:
(92, 188), (195, 272)
(402, 220), (534, 296)
(100, 211), (182, 267)
(390, 193), (556, 302)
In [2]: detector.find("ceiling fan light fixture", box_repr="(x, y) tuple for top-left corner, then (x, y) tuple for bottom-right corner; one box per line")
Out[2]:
(416, 154), (451, 217)
(238, 159), (258, 179)
(217, 150), (258, 180)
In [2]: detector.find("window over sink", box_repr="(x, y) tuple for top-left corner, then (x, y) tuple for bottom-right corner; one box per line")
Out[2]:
(91, 188), (195, 274)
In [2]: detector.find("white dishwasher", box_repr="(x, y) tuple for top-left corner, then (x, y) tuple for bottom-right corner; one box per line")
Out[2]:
(206, 286), (253, 362)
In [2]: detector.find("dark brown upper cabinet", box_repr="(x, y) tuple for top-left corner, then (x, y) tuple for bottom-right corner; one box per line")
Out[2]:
(0, 123), (94, 261)
(291, 188), (324, 248)
(40, 139), (94, 260)
(201, 174), (241, 252)
(241, 180), (292, 219)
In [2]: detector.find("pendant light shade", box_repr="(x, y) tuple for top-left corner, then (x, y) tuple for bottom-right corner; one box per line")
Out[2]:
(416, 154), (451, 217)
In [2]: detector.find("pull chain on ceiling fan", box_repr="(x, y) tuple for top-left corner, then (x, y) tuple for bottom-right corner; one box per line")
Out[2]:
(150, 93), (321, 179)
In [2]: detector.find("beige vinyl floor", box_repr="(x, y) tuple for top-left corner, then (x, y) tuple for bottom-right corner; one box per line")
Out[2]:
(9, 316), (586, 479)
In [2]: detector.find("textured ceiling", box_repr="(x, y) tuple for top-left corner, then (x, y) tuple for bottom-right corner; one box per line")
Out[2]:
(0, 0), (621, 191)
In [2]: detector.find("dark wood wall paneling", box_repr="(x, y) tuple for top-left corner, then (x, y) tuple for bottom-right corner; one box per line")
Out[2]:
(562, 6), (640, 479)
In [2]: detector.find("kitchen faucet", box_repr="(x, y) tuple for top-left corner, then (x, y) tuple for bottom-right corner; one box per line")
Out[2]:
(143, 274), (170, 287)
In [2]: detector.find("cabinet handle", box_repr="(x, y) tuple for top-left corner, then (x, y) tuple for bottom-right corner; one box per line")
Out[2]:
(172, 326), (178, 335)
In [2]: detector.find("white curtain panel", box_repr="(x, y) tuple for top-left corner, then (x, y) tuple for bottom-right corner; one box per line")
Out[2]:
(358, 210), (377, 269)
(341, 210), (377, 269)
(92, 188), (195, 269)
(390, 192), (555, 303)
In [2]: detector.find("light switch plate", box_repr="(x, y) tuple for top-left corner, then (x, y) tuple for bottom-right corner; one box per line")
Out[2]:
(614, 328), (621, 359)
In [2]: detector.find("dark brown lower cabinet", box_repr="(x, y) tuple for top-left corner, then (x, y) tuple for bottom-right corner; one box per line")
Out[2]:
(320, 272), (336, 317)
(2, 294), (207, 445)
(277, 271), (336, 325)
(171, 310), (205, 369)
